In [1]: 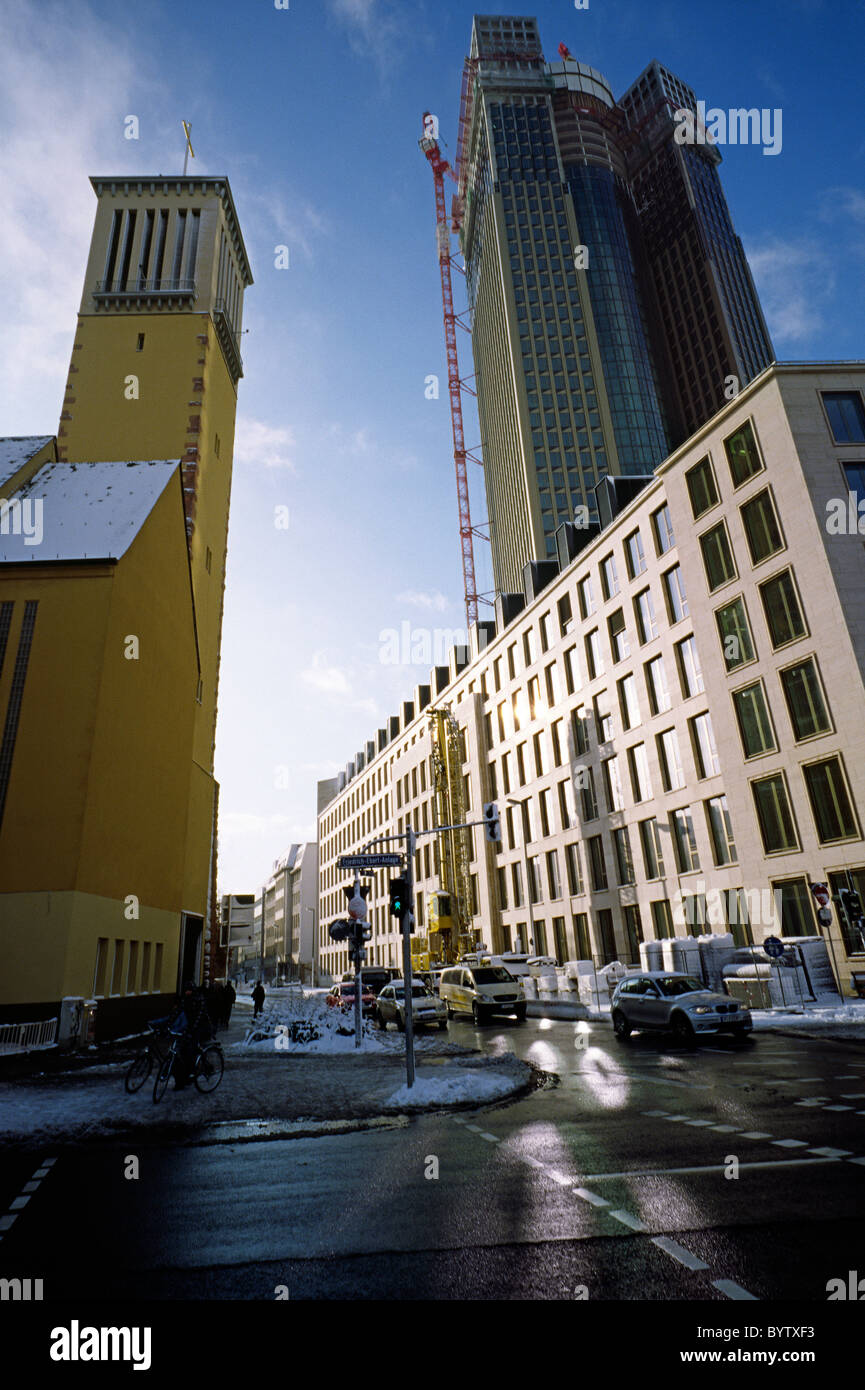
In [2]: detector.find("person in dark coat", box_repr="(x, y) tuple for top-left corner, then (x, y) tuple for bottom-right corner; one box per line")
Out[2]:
(173, 982), (215, 1088)
(252, 981), (265, 1018)
(222, 980), (236, 1028)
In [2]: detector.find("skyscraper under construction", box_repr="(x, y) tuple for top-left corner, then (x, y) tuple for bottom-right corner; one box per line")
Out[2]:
(459, 14), (773, 594)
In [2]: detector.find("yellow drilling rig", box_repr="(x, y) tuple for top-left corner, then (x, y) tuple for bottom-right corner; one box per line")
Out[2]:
(410, 706), (478, 971)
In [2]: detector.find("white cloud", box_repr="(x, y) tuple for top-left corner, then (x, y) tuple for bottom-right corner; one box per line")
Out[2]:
(234, 416), (296, 471)
(299, 652), (377, 715)
(301, 650), (352, 696)
(745, 237), (836, 343)
(395, 589), (450, 612)
(328, 0), (403, 70)
(0, 2), (168, 431)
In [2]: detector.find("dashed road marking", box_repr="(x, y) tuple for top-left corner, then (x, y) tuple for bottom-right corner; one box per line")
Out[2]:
(9, 1196), (30, 1211)
(642, 1110), (670, 1117)
(710, 1124), (741, 1133)
(0, 1215), (17, 1232)
(824, 1105), (853, 1112)
(849, 1158), (865, 1167)
(772, 1138), (809, 1148)
(572, 1188), (609, 1208)
(652, 1236), (710, 1271)
(547, 1169), (573, 1187)
(808, 1147), (852, 1158)
(479, 1132), (499, 1142)
(794, 1099), (827, 1107)
(21, 1182), (41, 1193)
(465, 1123), (483, 1132)
(684, 1119), (715, 1127)
(836, 1076), (859, 1081)
(740, 1131), (773, 1140)
(840, 1094), (865, 1100)
(610, 1209), (647, 1232)
(713, 1278), (758, 1301)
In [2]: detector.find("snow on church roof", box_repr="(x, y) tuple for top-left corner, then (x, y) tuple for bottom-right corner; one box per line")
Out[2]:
(0, 458), (181, 563)
(0, 436), (54, 490)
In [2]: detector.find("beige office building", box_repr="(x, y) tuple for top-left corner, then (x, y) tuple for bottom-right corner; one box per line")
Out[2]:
(317, 364), (865, 993)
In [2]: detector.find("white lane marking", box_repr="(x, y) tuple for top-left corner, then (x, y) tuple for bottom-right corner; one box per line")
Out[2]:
(578, 1157), (838, 1180)
(665, 1114), (692, 1122)
(836, 1076), (859, 1081)
(840, 1094), (865, 1100)
(547, 1169), (573, 1187)
(652, 1236), (710, 1271)
(849, 1158), (865, 1167)
(772, 1139), (809, 1148)
(642, 1110), (670, 1117)
(40, 1157), (57, 1167)
(21, 1182), (41, 1193)
(479, 1132), (500, 1142)
(740, 1131), (773, 1140)
(808, 1147), (852, 1158)
(713, 1278), (759, 1301)
(9, 1196), (30, 1211)
(572, 1187), (609, 1208)
(684, 1119), (714, 1127)
(0, 1215), (17, 1231)
(824, 1105), (853, 1112)
(524, 1156), (546, 1169)
(610, 1209), (647, 1231)
(32, 1169), (50, 1179)
(710, 1124), (742, 1133)
(794, 1099), (827, 1107)
(451, 1116), (466, 1124)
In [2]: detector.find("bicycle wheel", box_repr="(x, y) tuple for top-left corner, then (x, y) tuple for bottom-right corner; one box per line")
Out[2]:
(194, 1044), (224, 1093)
(152, 1051), (174, 1103)
(125, 1049), (152, 1094)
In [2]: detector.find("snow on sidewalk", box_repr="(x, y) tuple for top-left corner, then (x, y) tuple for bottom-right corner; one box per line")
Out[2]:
(383, 1061), (528, 1110)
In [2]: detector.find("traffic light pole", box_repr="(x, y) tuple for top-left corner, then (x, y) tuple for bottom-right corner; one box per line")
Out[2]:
(402, 826), (416, 1089)
(354, 873), (363, 1048)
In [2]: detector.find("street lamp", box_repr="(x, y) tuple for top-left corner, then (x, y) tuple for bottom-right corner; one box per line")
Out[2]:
(507, 796), (535, 954)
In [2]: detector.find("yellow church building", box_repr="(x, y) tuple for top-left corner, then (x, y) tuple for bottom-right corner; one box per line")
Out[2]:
(0, 175), (252, 1039)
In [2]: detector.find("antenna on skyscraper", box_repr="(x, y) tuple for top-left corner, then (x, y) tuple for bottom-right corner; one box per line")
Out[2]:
(182, 121), (195, 176)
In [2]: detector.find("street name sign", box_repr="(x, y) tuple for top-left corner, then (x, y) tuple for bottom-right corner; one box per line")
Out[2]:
(338, 853), (403, 870)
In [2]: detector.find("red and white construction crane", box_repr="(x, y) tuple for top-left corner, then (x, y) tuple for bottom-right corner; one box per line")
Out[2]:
(419, 113), (481, 630)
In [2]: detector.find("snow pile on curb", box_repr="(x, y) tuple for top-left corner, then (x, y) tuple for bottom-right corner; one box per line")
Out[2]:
(236, 989), (389, 1054)
(750, 1001), (865, 1039)
(382, 1058), (530, 1110)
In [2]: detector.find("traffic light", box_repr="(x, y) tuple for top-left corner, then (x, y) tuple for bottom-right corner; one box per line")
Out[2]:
(389, 877), (408, 918)
(329, 920), (352, 942)
(483, 801), (501, 843)
(840, 888), (864, 923)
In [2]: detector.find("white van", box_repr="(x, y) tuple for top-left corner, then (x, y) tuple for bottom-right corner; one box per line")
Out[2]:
(439, 964), (526, 1024)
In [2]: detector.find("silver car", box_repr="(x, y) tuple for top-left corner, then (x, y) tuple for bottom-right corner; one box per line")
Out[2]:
(376, 981), (448, 1032)
(611, 972), (753, 1044)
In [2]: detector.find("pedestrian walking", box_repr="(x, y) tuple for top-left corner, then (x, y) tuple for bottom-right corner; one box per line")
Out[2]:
(252, 980), (265, 1019)
(223, 979), (236, 1028)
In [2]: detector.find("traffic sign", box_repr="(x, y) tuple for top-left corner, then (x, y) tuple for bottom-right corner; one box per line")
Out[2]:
(817, 907), (833, 927)
(337, 853), (403, 870)
(763, 935), (785, 959)
(809, 882), (831, 908)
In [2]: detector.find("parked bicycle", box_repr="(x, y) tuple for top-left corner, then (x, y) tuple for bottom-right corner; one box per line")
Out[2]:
(152, 1030), (224, 1103)
(124, 1021), (170, 1094)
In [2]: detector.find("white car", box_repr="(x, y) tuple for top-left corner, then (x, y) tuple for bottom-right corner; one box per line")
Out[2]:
(376, 981), (448, 1031)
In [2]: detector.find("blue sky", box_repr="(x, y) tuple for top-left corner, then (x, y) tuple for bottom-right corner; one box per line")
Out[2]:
(1, 0), (864, 893)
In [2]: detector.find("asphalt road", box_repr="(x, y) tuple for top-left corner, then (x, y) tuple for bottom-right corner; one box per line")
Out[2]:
(1, 1018), (864, 1301)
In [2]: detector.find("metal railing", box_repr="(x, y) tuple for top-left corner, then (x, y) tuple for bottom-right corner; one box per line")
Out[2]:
(212, 299), (244, 379)
(94, 278), (196, 296)
(0, 1016), (58, 1055)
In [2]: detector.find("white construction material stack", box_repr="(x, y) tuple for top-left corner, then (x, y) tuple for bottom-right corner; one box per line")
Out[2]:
(668, 936), (703, 978)
(521, 975), (538, 999)
(697, 933), (736, 992)
(640, 941), (664, 973)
